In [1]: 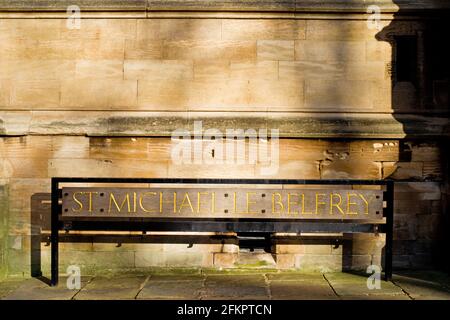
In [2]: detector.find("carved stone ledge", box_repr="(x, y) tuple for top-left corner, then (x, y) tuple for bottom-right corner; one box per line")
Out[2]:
(1, 1), (450, 13)
(1, 111), (448, 139)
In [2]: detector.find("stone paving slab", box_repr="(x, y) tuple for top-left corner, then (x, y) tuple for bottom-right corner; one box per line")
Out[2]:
(1, 271), (450, 300)
(148, 274), (206, 281)
(137, 274), (206, 299)
(74, 275), (147, 300)
(324, 273), (405, 297)
(202, 274), (269, 300)
(270, 280), (337, 300)
(340, 295), (411, 300)
(0, 279), (28, 299)
(2, 277), (91, 300)
(138, 280), (204, 300)
(393, 273), (450, 300)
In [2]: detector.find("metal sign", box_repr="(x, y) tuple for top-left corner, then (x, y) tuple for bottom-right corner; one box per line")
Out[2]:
(62, 187), (383, 220)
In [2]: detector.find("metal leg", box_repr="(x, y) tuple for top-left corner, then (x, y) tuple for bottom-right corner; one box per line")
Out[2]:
(384, 181), (394, 281)
(50, 178), (59, 286)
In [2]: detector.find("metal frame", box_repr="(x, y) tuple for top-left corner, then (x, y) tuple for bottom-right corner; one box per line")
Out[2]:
(50, 177), (394, 286)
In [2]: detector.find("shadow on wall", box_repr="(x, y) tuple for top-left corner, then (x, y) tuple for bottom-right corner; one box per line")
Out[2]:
(376, 0), (450, 272)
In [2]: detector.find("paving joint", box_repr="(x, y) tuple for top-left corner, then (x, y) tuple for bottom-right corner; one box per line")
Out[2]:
(134, 275), (151, 300)
(71, 276), (95, 300)
(322, 273), (340, 299)
(262, 273), (272, 300)
(391, 280), (414, 300)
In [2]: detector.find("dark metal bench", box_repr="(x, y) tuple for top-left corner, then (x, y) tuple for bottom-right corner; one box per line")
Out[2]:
(46, 178), (394, 286)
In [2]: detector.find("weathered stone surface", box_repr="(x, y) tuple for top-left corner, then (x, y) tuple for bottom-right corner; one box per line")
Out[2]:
(320, 159), (381, 179)
(2, 277), (91, 300)
(60, 79), (138, 109)
(393, 271), (450, 299)
(324, 272), (405, 296)
(266, 272), (324, 281)
(295, 255), (342, 272)
(274, 254), (295, 269)
(270, 280), (337, 299)
(0, 279), (23, 298)
(257, 40), (294, 60)
(75, 60), (124, 79)
(162, 40), (256, 60)
(295, 40), (366, 61)
(124, 60), (193, 80)
(223, 19), (305, 40)
(2, 1), (449, 13)
(0, 1), (145, 13)
(10, 112), (441, 138)
(138, 275), (204, 299)
(213, 253), (237, 268)
(135, 251), (212, 268)
(383, 162), (424, 180)
(10, 80), (60, 109)
(3, 271), (450, 300)
(203, 274), (268, 299)
(75, 275), (146, 300)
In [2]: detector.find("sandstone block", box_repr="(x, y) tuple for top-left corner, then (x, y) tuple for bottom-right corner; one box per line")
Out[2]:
(275, 254), (295, 269)
(163, 40), (256, 60)
(61, 79), (137, 109)
(193, 60), (230, 80)
(222, 19), (306, 40)
(124, 40), (163, 60)
(295, 254), (342, 272)
(124, 60), (193, 80)
(382, 162), (424, 180)
(229, 61), (278, 80)
(248, 79), (304, 109)
(257, 40), (294, 60)
(305, 80), (374, 110)
(306, 20), (384, 41)
(213, 253), (237, 268)
(295, 40), (366, 61)
(75, 60), (123, 79)
(10, 80), (60, 109)
(279, 60), (344, 81)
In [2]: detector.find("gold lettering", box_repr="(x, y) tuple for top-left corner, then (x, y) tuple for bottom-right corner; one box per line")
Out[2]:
(315, 193), (326, 214)
(109, 193), (131, 213)
(287, 193), (299, 215)
(329, 193), (345, 215)
(301, 194), (313, 214)
(246, 192), (257, 214)
(85, 192), (98, 212)
(197, 192), (209, 214)
(272, 193), (284, 214)
(179, 193), (194, 213)
(72, 192), (84, 212)
(160, 192), (176, 213)
(211, 192), (216, 213)
(347, 193), (359, 215)
(139, 192), (157, 213)
(359, 194), (374, 214)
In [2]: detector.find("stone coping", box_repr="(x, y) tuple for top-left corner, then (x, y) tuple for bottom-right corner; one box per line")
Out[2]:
(1, 1), (450, 13)
(0, 111), (449, 138)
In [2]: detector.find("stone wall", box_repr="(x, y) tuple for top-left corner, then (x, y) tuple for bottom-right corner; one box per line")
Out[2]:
(0, 1), (449, 277)
(0, 136), (445, 275)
